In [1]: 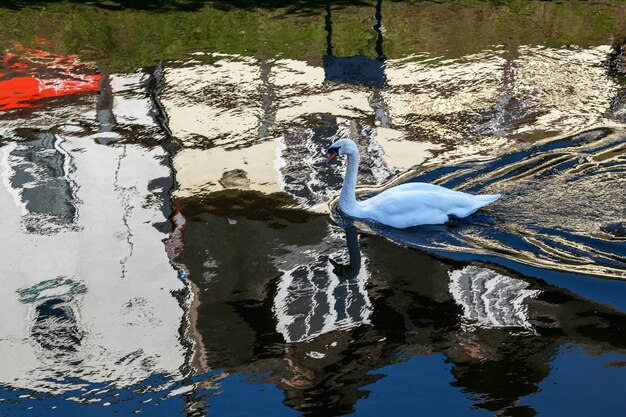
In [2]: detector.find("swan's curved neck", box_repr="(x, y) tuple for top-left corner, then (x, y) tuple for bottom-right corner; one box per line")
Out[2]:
(339, 152), (361, 214)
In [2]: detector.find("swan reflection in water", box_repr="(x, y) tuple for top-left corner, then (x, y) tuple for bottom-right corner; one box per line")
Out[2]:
(273, 225), (372, 344)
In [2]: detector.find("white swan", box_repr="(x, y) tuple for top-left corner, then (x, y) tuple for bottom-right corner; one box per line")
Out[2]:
(325, 139), (500, 228)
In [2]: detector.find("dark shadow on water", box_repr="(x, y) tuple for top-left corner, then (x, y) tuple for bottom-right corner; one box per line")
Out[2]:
(173, 198), (626, 416)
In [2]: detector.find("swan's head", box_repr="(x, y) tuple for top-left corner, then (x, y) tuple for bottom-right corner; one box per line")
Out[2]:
(325, 138), (358, 163)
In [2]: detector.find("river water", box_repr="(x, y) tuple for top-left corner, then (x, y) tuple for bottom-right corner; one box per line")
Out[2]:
(1, 1), (626, 416)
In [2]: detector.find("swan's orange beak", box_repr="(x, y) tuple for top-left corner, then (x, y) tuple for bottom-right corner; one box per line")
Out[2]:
(325, 149), (338, 164)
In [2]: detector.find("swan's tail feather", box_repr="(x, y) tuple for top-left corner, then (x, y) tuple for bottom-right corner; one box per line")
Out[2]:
(475, 194), (501, 205)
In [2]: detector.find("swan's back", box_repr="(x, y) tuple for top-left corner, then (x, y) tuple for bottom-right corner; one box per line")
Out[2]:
(357, 182), (500, 228)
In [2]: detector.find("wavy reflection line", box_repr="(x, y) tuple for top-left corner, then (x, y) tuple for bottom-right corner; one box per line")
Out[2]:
(460, 232), (626, 279)
(449, 266), (539, 331)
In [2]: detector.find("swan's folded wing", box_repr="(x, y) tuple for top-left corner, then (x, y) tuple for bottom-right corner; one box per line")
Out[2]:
(359, 188), (495, 228)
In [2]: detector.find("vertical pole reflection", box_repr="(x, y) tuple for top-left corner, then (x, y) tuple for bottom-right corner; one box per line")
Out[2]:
(374, 0), (385, 60)
(371, 0), (389, 127)
(257, 53), (276, 141)
(325, 0), (333, 57)
(96, 72), (116, 137)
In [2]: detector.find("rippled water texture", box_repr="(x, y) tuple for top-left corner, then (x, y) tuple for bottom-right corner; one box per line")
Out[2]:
(1, 2), (626, 417)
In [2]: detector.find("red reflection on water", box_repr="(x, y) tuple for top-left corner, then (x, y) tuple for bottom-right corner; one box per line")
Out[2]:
(0, 48), (101, 111)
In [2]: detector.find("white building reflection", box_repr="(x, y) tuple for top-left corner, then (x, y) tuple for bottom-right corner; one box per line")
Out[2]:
(449, 266), (539, 331)
(0, 72), (187, 393)
(162, 44), (618, 210)
(162, 53), (438, 207)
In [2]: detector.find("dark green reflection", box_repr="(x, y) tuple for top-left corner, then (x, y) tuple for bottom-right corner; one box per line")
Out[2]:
(1, 1), (625, 72)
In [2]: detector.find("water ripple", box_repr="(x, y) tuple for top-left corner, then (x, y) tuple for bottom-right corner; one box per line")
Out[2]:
(332, 127), (626, 281)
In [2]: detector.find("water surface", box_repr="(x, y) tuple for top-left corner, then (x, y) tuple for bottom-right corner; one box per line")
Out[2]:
(1, 1), (626, 416)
